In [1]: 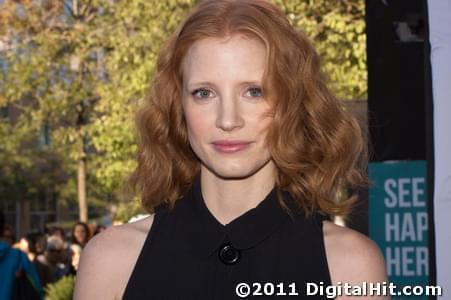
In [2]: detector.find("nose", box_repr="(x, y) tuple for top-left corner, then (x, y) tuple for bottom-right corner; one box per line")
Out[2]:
(215, 96), (245, 131)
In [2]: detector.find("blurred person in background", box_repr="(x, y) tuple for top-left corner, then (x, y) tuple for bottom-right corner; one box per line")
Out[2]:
(17, 232), (43, 262)
(69, 243), (83, 275)
(16, 231), (71, 290)
(35, 235), (71, 287)
(47, 226), (73, 272)
(22, 232), (55, 290)
(0, 211), (43, 299)
(71, 221), (91, 248)
(48, 226), (67, 243)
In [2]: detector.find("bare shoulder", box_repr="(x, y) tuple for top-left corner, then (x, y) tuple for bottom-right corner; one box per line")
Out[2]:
(322, 220), (389, 299)
(73, 214), (154, 300)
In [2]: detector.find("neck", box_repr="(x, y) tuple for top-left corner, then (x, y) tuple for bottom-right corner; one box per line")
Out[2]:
(200, 161), (276, 225)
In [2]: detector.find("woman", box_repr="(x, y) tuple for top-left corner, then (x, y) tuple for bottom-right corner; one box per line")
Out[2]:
(71, 221), (90, 248)
(75, 0), (388, 299)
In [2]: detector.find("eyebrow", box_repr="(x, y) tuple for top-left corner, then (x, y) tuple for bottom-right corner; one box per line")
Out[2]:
(185, 81), (217, 88)
(185, 80), (262, 88)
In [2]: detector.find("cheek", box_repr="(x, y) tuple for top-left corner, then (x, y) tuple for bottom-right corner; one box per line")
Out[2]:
(242, 103), (273, 131)
(252, 114), (273, 137)
(184, 108), (211, 140)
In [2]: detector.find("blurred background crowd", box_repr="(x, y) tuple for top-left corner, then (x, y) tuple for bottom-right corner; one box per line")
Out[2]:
(1, 210), (112, 299)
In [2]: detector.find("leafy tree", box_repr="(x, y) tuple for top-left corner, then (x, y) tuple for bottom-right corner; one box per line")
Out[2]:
(0, 0), (108, 221)
(0, 115), (68, 211)
(0, 0), (199, 220)
(272, 0), (367, 100)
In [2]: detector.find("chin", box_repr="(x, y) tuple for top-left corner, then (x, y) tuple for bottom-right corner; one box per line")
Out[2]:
(206, 160), (270, 180)
(212, 169), (256, 180)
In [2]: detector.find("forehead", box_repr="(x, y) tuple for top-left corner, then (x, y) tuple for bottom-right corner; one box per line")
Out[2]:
(182, 35), (267, 84)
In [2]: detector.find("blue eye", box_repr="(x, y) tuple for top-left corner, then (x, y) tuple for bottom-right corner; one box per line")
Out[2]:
(191, 88), (213, 99)
(245, 87), (263, 98)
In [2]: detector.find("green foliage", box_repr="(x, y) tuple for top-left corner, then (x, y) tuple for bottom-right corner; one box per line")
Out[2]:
(0, 114), (69, 205)
(114, 198), (146, 223)
(44, 275), (75, 300)
(272, 0), (367, 100)
(0, 0), (366, 218)
(0, 0), (112, 212)
(86, 0), (198, 192)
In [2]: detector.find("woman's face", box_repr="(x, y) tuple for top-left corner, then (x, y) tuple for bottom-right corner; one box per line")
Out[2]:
(74, 225), (87, 244)
(182, 35), (274, 179)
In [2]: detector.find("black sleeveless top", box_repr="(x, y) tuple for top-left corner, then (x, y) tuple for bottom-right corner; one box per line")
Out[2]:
(123, 177), (332, 299)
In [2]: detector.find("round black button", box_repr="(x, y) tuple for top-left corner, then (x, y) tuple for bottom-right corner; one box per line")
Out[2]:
(218, 243), (240, 265)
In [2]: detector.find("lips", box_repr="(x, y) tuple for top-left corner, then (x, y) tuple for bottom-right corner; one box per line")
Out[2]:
(211, 140), (253, 153)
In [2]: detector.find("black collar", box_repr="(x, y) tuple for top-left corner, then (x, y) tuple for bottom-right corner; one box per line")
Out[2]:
(168, 176), (305, 258)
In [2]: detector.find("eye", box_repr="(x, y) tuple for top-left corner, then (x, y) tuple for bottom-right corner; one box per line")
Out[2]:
(245, 87), (263, 98)
(191, 88), (214, 99)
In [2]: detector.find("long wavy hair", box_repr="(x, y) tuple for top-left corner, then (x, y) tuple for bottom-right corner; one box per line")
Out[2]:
(129, 0), (367, 217)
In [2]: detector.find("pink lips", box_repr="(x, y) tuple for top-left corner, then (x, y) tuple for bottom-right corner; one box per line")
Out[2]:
(211, 140), (253, 153)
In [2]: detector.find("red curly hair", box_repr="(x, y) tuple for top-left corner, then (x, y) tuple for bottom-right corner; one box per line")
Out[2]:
(129, 0), (367, 217)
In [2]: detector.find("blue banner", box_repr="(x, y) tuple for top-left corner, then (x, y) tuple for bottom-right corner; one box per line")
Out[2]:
(369, 160), (429, 299)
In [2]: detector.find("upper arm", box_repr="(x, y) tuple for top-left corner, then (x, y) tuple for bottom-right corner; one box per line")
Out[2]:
(323, 221), (389, 299)
(73, 227), (119, 300)
(73, 215), (154, 300)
